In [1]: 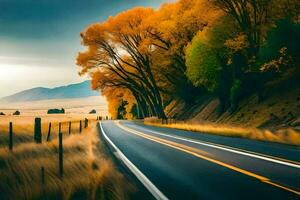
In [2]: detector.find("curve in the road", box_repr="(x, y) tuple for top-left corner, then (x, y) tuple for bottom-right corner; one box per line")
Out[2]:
(116, 121), (300, 196)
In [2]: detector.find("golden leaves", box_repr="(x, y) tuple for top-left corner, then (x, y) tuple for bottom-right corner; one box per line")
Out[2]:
(224, 34), (249, 53)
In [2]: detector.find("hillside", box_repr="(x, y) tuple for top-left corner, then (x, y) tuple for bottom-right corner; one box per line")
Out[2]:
(0, 80), (99, 102)
(165, 69), (300, 130)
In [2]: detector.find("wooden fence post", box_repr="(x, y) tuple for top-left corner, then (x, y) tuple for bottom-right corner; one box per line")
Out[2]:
(9, 122), (13, 151)
(69, 121), (71, 135)
(46, 122), (51, 141)
(84, 118), (88, 128)
(34, 118), (42, 143)
(41, 166), (45, 185)
(58, 132), (63, 177)
(59, 122), (62, 134)
(79, 121), (82, 133)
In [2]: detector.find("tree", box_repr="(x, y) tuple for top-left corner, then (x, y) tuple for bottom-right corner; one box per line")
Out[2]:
(186, 35), (221, 92)
(77, 8), (166, 118)
(206, 0), (300, 108)
(186, 16), (238, 112)
(77, 0), (300, 119)
(117, 100), (128, 119)
(143, 0), (222, 105)
(211, 0), (300, 67)
(259, 19), (300, 66)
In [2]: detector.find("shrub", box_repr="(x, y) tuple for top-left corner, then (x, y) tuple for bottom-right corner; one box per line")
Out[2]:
(89, 109), (97, 114)
(13, 110), (21, 115)
(47, 108), (65, 114)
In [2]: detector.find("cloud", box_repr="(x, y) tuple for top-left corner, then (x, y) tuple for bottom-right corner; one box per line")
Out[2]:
(0, 54), (73, 68)
(0, 0), (169, 97)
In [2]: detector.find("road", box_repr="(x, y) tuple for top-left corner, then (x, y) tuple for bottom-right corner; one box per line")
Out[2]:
(99, 120), (300, 200)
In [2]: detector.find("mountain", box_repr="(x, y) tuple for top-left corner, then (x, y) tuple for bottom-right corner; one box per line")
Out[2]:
(0, 81), (100, 102)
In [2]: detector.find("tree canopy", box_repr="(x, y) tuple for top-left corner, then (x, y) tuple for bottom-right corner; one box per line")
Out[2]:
(77, 0), (300, 119)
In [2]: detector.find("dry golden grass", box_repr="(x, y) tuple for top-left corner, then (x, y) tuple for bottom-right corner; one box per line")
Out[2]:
(0, 123), (131, 200)
(0, 115), (99, 148)
(144, 117), (300, 146)
(0, 96), (108, 116)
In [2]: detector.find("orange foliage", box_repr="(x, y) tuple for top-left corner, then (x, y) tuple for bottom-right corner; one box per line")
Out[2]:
(102, 87), (135, 119)
(77, 0), (222, 118)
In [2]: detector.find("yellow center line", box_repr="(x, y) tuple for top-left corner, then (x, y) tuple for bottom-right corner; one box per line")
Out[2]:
(116, 121), (300, 196)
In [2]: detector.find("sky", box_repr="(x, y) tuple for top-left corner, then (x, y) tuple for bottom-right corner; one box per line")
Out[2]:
(0, 0), (170, 98)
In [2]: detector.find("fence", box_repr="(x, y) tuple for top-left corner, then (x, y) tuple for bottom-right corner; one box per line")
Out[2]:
(4, 116), (113, 150)
(3, 115), (111, 180)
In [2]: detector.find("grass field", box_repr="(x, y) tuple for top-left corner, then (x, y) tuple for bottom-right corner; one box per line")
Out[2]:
(0, 96), (108, 116)
(144, 117), (300, 146)
(0, 122), (131, 200)
(0, 114), (99, 148)
(0, 96), (109, 147)
(0, 97), (131, 200)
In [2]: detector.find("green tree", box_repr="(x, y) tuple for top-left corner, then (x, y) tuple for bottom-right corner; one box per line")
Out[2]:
(186, 38), (221, 92)
(186, 17), (237, 112)
(259, 19), (300, 66)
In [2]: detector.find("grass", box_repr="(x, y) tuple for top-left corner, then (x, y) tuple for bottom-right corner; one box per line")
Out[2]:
(0, 96), (108, 116)
(144, 117), (300, 146)
(0, 116), (132, 200)
(0, 115), (98, 148)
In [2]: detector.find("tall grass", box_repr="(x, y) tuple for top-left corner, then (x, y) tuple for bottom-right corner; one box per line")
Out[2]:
(0, 115), (97, 147)
(144, 117), (300, 146)
(0, 123), (131, 200)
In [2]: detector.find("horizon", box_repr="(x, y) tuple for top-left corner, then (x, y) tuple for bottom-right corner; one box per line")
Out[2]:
(0, 0), (170, 98)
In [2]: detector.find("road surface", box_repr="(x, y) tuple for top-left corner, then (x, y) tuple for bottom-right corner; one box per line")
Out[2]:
(99, 120), (300, 200)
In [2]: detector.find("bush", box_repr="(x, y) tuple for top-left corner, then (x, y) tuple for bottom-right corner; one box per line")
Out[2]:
(47, 108), (65, 114)
(89, 109), (97, 114)
(13, 110), (21, 115)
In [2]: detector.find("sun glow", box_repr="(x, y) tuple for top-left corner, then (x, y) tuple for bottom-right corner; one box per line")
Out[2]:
(0, 63), (82, 98)
(0, 64), (29, 81)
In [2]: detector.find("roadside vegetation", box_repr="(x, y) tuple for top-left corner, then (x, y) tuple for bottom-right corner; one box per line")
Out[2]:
(144, 117), (300, 146)
(77, 0), (299, 141)
(0, 115), (96, 147)
(0, 116), (131, 200)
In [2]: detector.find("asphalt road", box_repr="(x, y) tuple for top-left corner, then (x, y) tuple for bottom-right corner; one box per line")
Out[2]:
(99, 120), (300, 200)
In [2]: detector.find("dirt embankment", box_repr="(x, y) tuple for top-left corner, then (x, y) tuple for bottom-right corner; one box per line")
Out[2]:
(165, 69), (300, 131)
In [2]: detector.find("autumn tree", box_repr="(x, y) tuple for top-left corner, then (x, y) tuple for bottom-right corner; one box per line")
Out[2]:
(143, 0), (222, 105)
(211, 0), (299, 67)
(77, 0), (299, 118)
(185, 0), (300, 110)
(77, 8), (167, 118)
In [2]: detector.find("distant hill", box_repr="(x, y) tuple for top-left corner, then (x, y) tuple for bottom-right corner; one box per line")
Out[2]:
(0, 81), (100, 102)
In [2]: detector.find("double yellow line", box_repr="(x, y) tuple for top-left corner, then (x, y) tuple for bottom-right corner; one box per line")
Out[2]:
(115, 121), (300, 196)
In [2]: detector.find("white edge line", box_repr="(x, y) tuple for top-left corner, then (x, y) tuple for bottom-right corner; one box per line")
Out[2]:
(99, 122), (169, 200)
(126, 123), (300, 169)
